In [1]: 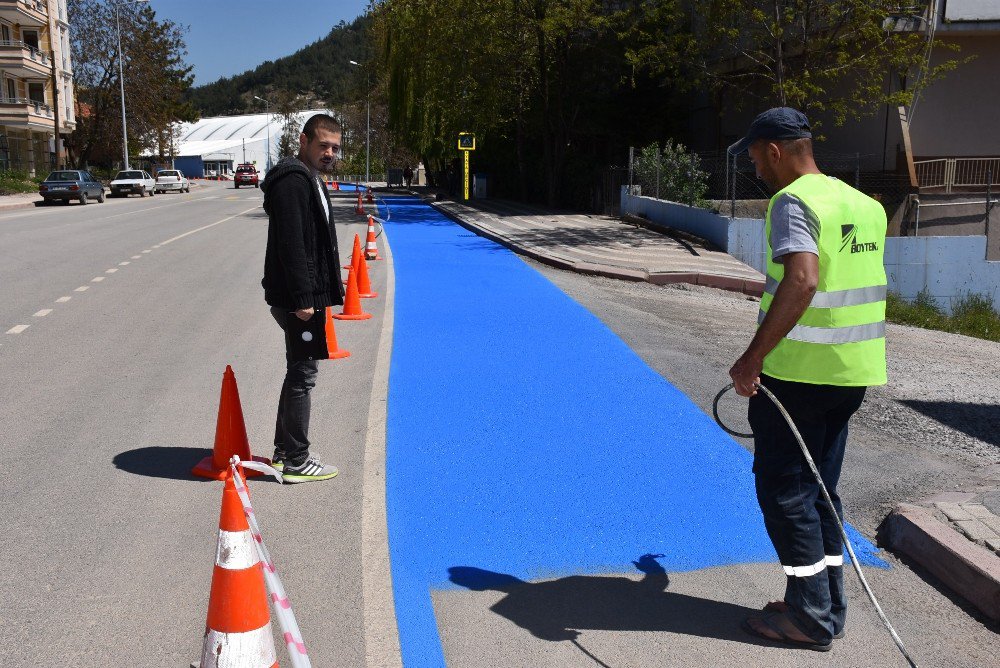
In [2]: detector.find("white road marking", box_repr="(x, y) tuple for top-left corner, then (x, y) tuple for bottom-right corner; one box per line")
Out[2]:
(119, 261), (130, 266)
(156, 205), (260, 247)
(131, 255), (141, 259)
(56, 296), (71, 303)
(105, 268), (118, 274)
(74, 286), (89, 292)
(33, 309), (52, 317)
(141, 250), (151, 253)
(91, 276), (105, 283)
(7, 325), (29, 334)
(361, 232), (403, 667)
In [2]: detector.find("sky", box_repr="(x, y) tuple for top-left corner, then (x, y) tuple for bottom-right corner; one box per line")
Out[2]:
(144, 0), (372, 86)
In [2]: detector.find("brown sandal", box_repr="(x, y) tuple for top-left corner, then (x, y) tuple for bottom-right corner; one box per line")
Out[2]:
(761, 601), (844, 639)
(742, 612), (832, 652)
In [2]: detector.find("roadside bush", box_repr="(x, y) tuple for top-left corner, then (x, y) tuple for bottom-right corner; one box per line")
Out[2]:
(633, 140), (709, 207)
(887, 289), (1000, 342)
(0, 168), (39, 195)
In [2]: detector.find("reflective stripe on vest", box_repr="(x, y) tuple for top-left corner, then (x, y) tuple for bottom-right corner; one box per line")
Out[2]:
(758, 311), (886, 344)
(763, 276), (887, 308)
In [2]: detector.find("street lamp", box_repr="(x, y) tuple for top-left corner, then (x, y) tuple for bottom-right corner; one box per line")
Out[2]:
(349, 60), (370, 184)
(253, 95), (271, 172)
(114, 0), (148, 170)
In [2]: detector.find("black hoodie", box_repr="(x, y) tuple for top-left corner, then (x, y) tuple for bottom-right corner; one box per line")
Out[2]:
(261, 157), (344, 309)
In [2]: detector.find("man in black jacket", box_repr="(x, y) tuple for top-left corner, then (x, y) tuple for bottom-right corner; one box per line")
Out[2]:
(261, 113), (345, 483)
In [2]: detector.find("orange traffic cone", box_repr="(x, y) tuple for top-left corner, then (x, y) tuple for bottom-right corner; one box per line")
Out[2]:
(192, 366), (269, 480)
(343, 234), (362, 271)
(198, 473), (278, 668)
(324, 306), (350, 359)
(365, 216), (381, 261)
(356, 253), (378, 299)
(331, 181), (339, 191)
(365, 188), (374, 204)
(354, 191), (364, 215)
(333, 267), (372, 321)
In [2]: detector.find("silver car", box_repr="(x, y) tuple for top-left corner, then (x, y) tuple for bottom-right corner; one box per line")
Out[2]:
(155, 169), (190, 194)
(39, 170), (106, 205)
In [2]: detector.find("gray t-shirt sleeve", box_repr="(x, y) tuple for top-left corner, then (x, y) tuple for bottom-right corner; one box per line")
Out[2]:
(770, 193), (819, 262)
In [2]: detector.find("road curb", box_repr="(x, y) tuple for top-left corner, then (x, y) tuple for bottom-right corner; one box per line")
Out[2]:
(0, 200), (40, 212)
(429, 199), (764, 297)
(881, 503), (1000, 621)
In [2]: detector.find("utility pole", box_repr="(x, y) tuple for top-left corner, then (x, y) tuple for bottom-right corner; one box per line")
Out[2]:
(51, 50), (60, 169)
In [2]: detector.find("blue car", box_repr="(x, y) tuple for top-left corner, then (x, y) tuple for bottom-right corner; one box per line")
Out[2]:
(39, 170), (106, 205)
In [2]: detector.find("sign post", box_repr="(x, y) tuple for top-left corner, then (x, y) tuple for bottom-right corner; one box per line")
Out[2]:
(458, 132), (476, 201)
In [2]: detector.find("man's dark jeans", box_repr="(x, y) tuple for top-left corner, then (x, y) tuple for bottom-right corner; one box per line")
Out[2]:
(270, 306), (319, 468)
(749, 374), (866, 643)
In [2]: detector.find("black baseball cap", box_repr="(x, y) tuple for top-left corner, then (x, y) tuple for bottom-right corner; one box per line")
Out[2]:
(728, 107), (812, 154)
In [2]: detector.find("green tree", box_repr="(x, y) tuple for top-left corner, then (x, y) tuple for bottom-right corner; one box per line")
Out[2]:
(68, 0), (196, 167)
(633, 140), (709, 205)
(624, 0), (964, 127)
(374, 0), (654, 206)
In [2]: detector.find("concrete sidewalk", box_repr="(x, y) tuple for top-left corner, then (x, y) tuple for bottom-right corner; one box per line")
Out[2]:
(424, 194), (765, 297)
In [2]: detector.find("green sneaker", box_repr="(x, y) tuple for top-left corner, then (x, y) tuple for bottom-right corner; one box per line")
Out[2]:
(281, 456), (339, 484)
(271, 451), (285, 472)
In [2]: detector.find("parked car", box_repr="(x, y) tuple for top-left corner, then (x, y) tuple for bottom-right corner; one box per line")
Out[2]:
(110, 170), (156, 197)
(155, 169), (190, 194)
(234, 163), (259, 188)
(38, 170), (105, 205)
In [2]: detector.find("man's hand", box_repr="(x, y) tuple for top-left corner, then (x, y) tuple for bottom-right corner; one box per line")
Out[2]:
(294, 307), (315, 321)
(729, 352), (762, 397)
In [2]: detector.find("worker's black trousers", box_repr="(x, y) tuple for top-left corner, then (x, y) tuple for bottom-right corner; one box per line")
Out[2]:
(749, 374), (867, 643)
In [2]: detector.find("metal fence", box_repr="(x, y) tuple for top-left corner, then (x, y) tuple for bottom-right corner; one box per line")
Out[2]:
(915, 157), (1000, 192)
(0, 134), (54, 173)
(606, 147), (915, 222)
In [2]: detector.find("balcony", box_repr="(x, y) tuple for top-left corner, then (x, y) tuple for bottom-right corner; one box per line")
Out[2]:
(0, 96), (55, 131)
(0, 0), (49, 27)
(0, 40), (50, 77)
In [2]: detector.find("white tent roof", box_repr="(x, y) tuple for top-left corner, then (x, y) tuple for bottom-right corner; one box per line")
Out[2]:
(174, 108), (336, 160)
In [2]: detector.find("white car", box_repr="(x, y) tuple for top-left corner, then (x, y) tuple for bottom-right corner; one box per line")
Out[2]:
(110, 170), (156, 197)
(155, 169), (190, 194)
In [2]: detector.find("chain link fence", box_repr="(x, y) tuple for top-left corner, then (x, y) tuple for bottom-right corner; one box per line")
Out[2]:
(600, 146), (915, 224)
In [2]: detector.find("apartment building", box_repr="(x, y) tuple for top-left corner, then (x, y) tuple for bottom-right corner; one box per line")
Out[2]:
(0, 0), (74, 174)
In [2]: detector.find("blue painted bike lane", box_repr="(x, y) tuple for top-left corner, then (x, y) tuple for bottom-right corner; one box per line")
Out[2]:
(381, 197), (883, 666)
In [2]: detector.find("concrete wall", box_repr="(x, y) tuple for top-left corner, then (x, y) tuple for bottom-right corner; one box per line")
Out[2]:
(621, 188), (1000, 313)
(886, 235), (1000, 310)
(621, 190), (731, 249)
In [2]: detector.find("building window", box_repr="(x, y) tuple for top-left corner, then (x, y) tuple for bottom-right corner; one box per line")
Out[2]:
(6, 78), (16, 102)
(28, 82), (44, 104)
(22, 30), (39, 52)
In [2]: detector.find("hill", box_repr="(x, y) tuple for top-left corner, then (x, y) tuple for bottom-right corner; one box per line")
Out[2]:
(185, 15), (372, 117)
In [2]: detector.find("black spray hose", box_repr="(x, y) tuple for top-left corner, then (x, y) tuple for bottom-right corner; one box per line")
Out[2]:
(713, 382), (918, 668)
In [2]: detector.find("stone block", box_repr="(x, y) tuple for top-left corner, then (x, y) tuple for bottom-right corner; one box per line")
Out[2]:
(955, 520), (997, 542)
(936, 502), (974, 521)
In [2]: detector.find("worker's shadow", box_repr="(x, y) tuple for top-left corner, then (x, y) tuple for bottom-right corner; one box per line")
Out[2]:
(448, 554), (759, 645)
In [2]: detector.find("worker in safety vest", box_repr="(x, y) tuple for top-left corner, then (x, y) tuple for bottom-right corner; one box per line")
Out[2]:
(728, 107), (887, 652)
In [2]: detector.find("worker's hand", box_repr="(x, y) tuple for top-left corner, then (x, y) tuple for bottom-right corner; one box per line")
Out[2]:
(294, 307), (315, 322)
(729, 353), (762, 397)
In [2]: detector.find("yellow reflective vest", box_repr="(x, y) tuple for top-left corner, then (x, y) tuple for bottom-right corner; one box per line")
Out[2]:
(760, 174), (887, 386)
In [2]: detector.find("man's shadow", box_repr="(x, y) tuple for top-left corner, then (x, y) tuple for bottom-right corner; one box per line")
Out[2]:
(448, 554), (760, 645)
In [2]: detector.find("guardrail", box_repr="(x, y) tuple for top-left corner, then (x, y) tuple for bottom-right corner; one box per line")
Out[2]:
(0, 40), (49, 63)
(915, 157), (1000, 192)
(0, 96), (52, 116)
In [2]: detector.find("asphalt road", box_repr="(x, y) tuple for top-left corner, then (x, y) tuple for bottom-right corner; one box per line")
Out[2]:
(1, 185), (996, 667)
(0, 181), (383, 666)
